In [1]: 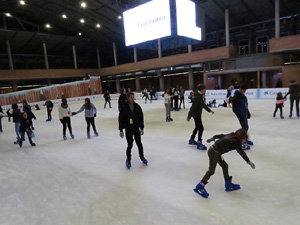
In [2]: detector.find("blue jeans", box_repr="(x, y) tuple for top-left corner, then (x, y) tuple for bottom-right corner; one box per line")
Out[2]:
(15, 122), (20, 138)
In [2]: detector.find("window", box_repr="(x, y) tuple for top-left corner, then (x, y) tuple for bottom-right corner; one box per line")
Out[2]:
(256, 37), (268, 53)
(239, 40), (249, 55)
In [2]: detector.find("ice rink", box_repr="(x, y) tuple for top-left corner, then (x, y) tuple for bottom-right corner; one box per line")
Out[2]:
(0, 98), (299, 225)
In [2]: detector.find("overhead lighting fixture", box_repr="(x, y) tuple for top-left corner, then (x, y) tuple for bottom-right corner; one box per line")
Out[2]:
(118, 16), (122, 19)
(45, 24), (51, 28)
(80, 19), (85, 23)
(62, 14), (67, 19)
(79, 32), (82, 36)
(80, 2), (87, 8)
(19, 0), (26, 5)
(5, 13), (12, 17)
(96, 24), (101, 28)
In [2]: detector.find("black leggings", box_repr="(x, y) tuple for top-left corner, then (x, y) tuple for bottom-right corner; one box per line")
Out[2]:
(274, 105), (283, 115)
(290, 97), (299, 115)
(202, 147), (230, 182)
(20, 130), (33, 145)
(62, 117), (72, 136)
(85, 117), (96, 133)
(125, 129), (144, 162)
(191, 117), (204, 142)
(179, 97), (185, 108)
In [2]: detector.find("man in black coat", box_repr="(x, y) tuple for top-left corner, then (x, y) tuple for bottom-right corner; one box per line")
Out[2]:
(118, 92), (147, 169)
(118, 88), (127, 112)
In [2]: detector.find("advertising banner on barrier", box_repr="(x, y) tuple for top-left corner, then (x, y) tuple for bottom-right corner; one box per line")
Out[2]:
(259, 88), (289, 99)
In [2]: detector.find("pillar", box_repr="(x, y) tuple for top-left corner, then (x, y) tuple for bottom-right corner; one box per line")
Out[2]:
(218, 75), (222, 88)
(262, 71), (267, 88)
(225, 9), (230, 46)
(188, 45), (192, 53)
(134, 47), (138, 62)
(158, 71), (164, 91)
(72, 45), (77, 69)
(43, 42), (49, 69)
(116, 78), (121, 93)
(275, 0), (280, 38)
(6, 40), (14, 70)
(113, 42), (118, 66)
(203, 73), (207, 86)
(188, 68), (194, 90)
(257, 71), (260, 88)
(158, 39), (162, 58)
(135, 75), (140, 92)
(96, 48), (101, 69)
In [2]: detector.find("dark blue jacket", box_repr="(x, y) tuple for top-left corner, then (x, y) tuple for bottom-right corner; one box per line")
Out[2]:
(232, 90), (250, 118)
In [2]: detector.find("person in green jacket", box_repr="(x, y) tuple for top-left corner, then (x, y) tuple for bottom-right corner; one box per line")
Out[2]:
(187, 84), (214, 150)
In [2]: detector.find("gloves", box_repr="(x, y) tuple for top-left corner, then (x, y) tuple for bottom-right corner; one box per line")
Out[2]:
(94, 114), (96, 117)
(60, 119), (63, 124)
(72, 112), (77, 116)
(186, 117), (191, 122)
(206, 138), (214, 143)
(247, 161), (255, 169)
(140, 129), (144, 136)
(247, 112), (251, 119)
(210, 110), (214, 115)
(119, 131), (124, 138)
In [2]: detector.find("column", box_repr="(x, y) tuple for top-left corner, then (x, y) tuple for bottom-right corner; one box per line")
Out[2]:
(96, 48), (101, 69)
(203, 73), (207, 86)
(262, 71), (267, 88)
(275, 0), (280, 38)
(257, 71), (260, 88)
(225, 9), (230, 46)
(218, 75), (222, 88)
(6, 40), (14, 70)
(188, 44), (192, 53)
(113, 42), (118, 66)
(43, 42), (49, 69)
(72, 45), (77, 69)
(135, 75), (140, 92)
(158, 39), (162, 58)
(116, 78), (121, 93)
(188, 68), (194, 90)
(134, 47), (138, 62)
(158, 71), (164, 91)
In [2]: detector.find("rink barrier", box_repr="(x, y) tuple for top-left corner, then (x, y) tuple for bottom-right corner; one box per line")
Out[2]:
(0, 88), (289, 111)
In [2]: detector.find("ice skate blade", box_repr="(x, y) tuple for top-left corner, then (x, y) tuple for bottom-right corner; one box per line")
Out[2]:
(193, 189), (209, 198)
(225, 187), (241, 192)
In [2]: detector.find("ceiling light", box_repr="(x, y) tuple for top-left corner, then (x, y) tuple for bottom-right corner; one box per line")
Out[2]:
(80, 2), (87, 8)
(62, 14), (67, 19)
(80, 19), (85, 23)
(45, 24), (51, 28)
(19, 0), (26, 5)
(96, 24), (101, 28)
(118, 16), (122, 19)
(79, 32), (82, 36)
(5, 13), (12, 17)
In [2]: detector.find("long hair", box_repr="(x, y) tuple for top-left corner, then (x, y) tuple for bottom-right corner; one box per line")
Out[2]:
(85, 98), (92, 110)
(229, 129), (248, 143)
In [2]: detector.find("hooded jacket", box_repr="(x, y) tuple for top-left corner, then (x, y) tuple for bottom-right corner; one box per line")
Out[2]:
(187, 90), (211, 119)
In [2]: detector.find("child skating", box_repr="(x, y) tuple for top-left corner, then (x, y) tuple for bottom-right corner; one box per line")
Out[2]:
(273, 92), (286, 119)
(193, 129), (255, 198)
(18, 112), (36, 147)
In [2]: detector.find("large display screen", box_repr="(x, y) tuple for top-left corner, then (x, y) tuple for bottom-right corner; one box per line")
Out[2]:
(176, 0), (202, 40)
(123, 0), (171, 46)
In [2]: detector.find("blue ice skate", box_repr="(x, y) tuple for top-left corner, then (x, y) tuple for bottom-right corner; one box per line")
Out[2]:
(242, 144), (251, 150)
(94, 131), (99, 136)
(245, 139), (254, 146)
(30, 142), (36, 147)
(70, 133), (75, 139)
(193, 182), (209, 198)
(188, 138), (197, 145)
(197, 141), (207, 150)
(225, 176), (241, 191)
(87, 132), (91, 139)
(273, 113), (276, 118)
(280, 115), (284, 119)
(126, 160), (131, 169)
(63, 135), (67, 140)
(141, 158), (148, 165)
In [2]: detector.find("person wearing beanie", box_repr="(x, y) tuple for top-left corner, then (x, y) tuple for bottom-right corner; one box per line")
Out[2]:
(187, 83), (214, 150)
(58, 98), (74, 140)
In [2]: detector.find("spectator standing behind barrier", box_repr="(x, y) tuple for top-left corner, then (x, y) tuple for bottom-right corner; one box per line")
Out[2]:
(275, 78), (283, 88)
(44, 97), (54, 122)
(104, 90), (112, 109)
(284, 80), (300, 118)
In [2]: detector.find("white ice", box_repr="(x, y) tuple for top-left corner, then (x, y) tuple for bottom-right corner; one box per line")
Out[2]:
(0, 98), (300, 225)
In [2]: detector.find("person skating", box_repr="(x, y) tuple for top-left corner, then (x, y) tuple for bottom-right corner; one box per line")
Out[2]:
(72, 98), (98, 139)
(118, 88), (127, 112)
(179, 86), (185, 109)
(44, 97), (54, 121)
(7, 104), (22, 144)
(163, 88), (173, 122)
(104, 90), (112, 108)
(22, 100), (36, 130)
(58, 98), (74, 140)
(187, 84), (214, 150)
(18, 112), (36, 147)
(118, 92), (147, 169)
(193, 129), (255, 198)
(273, 92), (286, 119)
(284, 80), (300, 118)
(232, 84), (253, 150)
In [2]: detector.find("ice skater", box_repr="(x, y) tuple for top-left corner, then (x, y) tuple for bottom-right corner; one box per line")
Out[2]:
(273, 92), (286, 119)
(232, 84), (253, 150)
(187, 84), (214, 150)
(163, 88), (173, 122)
(207, 99), (217, 108)
(0, 105), (8, 132)
(44, 97), (54, 121)
(22, 100), (36, 130)
(118, 88), (127, 112)
(7, 103), (22, 144)
(18, 112), (36, 147)
(284, 80), (300, 118)
(58, 98), (74, 140)
(104, 90), (112, 108)
(179, 86), (185, 109)
(218, 96), (233, 108)
(118, 92), (147, 169)
(193, 129), (255, 198)
(142, 89), (151, 104)
(72, 98), (98, 139)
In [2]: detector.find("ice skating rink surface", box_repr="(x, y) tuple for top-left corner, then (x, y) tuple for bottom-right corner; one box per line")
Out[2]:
(0, 98), (299, 225)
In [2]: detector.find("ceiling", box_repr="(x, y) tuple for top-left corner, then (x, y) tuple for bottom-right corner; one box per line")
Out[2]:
(0, 0), (299, 55)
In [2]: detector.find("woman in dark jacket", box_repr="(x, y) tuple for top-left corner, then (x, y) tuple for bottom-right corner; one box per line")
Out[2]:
(7, 103), (21, 144)
(22, 100), (36, 130)
(284, 80), (300, 118)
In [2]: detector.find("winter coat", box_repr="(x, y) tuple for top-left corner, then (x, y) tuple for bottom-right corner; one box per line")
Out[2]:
(119, 102), (144, 132)
(187, 91), (211, 119)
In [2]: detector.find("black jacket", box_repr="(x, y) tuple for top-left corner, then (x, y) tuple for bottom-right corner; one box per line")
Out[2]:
(232, 91), (250, 118)
(23, 105), (36, 120)
(104, 92), (111, 101)
(119, 102), (144, 132)
(7, 109), (21, 123)
(19, 116), (32, 133)
(44, 100), (54, 109)
(118, 93), (127, 110)
(187, 90), (211, 119)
